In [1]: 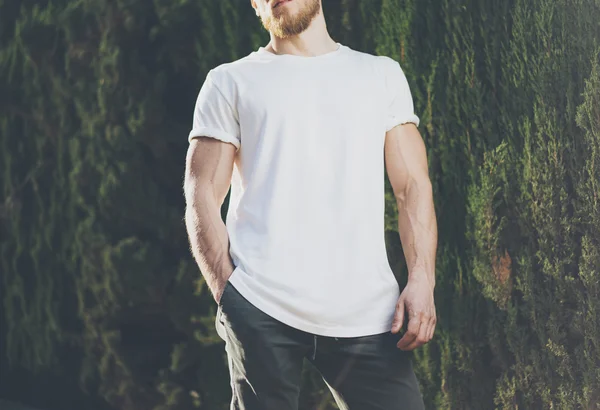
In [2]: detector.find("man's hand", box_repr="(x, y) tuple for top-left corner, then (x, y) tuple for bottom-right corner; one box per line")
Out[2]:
(391, 272), (436, 350)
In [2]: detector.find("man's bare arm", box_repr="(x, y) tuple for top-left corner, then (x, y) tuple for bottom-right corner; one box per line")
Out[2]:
(184, 137), (237, 303)
(385, 123), (437, 284)
(385, 123), (438, 350)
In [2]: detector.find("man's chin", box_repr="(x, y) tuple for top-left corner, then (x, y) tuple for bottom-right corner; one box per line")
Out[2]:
(264, 22), (303, 38)
(261, 0), (319, 38)
(271, 29), (299, 39)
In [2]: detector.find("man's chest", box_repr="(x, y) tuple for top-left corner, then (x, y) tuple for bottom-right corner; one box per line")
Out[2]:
(235, 66), (386, 135)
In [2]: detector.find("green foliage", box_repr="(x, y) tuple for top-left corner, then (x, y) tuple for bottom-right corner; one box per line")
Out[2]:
(1, 0), (599, 409)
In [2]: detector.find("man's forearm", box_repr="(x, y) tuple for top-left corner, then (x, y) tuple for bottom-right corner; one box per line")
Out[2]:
(396, 178), (438, 287)
(185, 193), (235, 293)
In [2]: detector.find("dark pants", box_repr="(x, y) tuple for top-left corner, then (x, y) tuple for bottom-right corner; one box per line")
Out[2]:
(215, 281), (426, 410)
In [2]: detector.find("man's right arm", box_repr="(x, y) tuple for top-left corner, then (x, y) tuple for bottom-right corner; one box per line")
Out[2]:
(184, 136), (237, 303)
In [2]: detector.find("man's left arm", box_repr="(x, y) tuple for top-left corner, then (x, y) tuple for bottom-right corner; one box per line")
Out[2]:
(384, 122), (438, 351)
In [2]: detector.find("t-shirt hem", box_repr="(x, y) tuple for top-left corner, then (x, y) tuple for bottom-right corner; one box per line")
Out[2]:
(228, 275), (395, 338)
(189, 127), (240, 150)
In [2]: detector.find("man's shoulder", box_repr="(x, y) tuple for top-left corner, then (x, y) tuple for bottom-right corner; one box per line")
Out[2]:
(369, 53), (402, 72)
(344, 46), (396, 63)
(208, 51), (262, 84)
(344, 48), (401, 79)
(213, 50), (262, 71)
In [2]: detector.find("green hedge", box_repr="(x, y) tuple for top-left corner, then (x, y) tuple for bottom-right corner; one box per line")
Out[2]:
(1, 0), (598, 409)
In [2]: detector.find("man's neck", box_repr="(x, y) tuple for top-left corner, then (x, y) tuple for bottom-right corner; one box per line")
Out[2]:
(265, 39), (339, 57)
(266, 18), (337, 57)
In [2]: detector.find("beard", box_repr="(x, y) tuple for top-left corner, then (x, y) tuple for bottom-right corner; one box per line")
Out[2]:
(260, 0), (321, 39)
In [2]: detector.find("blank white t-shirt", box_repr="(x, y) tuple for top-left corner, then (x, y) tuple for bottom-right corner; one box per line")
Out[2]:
(189, 42), (420, 337)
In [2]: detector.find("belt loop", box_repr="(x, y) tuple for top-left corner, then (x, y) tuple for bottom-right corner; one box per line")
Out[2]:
(312, 335), (318, 360)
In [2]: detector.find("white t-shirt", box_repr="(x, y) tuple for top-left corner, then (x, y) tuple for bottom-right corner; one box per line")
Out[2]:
(189, 42), (420, 337)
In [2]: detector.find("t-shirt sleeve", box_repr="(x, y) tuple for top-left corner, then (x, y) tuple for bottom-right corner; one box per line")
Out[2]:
(188, 70), (241, 150)
(385, 59), (420, 131)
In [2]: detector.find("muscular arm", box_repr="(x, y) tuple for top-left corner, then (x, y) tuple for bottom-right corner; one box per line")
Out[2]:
(385, 123), (437, 284)
(385, 123), (438, 350)
(184, 137), (237, 303)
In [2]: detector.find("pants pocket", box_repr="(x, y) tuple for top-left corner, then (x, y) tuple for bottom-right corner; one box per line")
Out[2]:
(217, 280), (232, 307)
(215, 282), (232, 341)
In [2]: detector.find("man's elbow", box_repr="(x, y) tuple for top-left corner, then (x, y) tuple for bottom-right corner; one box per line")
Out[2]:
(395, 175), (433, 205)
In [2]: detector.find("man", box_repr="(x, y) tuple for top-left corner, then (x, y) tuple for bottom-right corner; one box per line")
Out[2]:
(184, 0), (438, 409)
